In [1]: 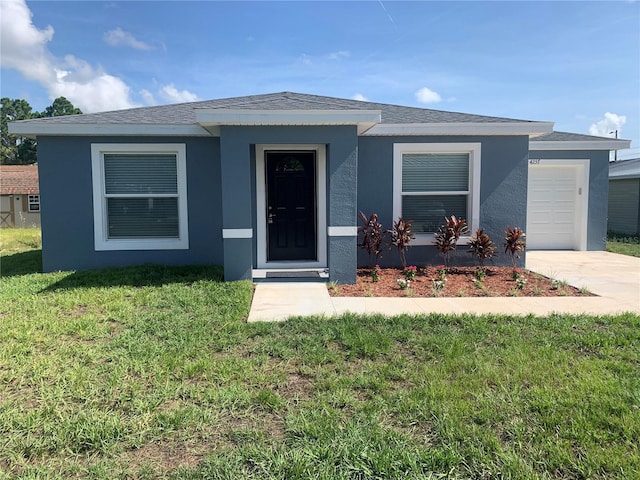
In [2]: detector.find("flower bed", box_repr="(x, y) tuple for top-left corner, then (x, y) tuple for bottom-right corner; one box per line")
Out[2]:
(328, 266), (592, 298)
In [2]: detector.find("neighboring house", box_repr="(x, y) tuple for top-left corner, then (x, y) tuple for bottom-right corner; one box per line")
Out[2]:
(0, 165), (41, 228)
(9, 92), (630, 283)
(608, 158), (640, 235)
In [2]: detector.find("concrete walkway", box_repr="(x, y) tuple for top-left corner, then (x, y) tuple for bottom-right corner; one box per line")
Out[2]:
(247, 251), (640, 322)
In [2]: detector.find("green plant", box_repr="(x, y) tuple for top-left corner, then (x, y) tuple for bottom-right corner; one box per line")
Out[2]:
(328, 281), (340, 294)
(389, 217), (414, 268)
(403, 265), (417, 281)
(396, 278), (410, 290)
(432, 278), (446, 295)
(371, 264), (382, 282)
(474, 267), (486, 282)
(579, 286), (592, 295)
(504, 226), (526, 268)
(357, 212), (387, 267)
(515, 274), (527, 290)
(468, 229), (496, 267)
(434, 215), (468, 267)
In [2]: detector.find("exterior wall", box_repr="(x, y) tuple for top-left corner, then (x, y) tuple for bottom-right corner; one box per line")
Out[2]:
(608, 178), (640, 235)
(37, 136), (223, 272)
(219, 125), (358, 284)
(529, 149), (610, 250)
(358, 135), (530, 268)
(0, 195), (41, 228)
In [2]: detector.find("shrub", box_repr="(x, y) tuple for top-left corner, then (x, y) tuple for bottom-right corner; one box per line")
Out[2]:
(434, 215), (469, 267)
(357, 212), (386, 267)
(467, 229), (496, 267)
(389, 217), (414, 268)
(504, 227), (526, 268)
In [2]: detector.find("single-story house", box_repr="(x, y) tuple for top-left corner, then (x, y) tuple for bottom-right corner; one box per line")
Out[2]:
(9, 92), (630, 283)
(608, 158), (640, 236)
(0, 164), (41, 228)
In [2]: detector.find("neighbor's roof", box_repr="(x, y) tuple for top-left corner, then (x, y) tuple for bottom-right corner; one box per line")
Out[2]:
(609, 158), (640, 179)
(529, 131), (631, 151)
(0, 165), (39, 195)
(9, 91), (555, 138)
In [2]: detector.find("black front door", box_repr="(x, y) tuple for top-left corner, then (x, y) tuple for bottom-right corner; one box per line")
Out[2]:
(266, 151), (317, 261)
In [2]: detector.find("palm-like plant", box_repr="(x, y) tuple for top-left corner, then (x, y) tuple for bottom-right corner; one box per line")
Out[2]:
(504, 227), (526, 268)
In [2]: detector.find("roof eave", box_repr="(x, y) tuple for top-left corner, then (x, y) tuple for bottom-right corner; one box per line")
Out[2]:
(361, 122), (554, 137)
(8, 123), (211, 138)
(530, 139), (632, 151)
(195, 109), (382, 135)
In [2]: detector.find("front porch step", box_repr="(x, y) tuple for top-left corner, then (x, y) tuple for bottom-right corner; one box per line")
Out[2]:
(252, 268), (329, 283)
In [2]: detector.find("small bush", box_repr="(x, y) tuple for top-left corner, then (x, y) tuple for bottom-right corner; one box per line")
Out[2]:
(468, 229), (496, 267)
(357, 212), (387, 267)
(434, 215), (468, 267)
(389, 217), (414, 268)
(504, 226), (526, 268)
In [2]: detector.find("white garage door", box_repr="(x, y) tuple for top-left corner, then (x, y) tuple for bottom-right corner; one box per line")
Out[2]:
(527, 162), (587, 250)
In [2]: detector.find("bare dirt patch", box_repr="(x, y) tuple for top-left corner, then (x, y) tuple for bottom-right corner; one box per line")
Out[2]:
(329, 266), (592, 298)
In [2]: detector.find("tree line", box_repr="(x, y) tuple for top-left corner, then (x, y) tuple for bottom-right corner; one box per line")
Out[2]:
(1, 97), (82, 165)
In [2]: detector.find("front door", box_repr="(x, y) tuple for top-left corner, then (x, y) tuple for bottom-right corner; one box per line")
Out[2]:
(266, 151), (317, 261)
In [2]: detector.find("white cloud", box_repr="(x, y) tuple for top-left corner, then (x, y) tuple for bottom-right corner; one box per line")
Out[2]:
(415, 87), (442, 104)
(589, 112), (626, 137)
(352, 93), (369, 101)
(159, 84), (199, 104)
(328, 50), (350, 60)
(104, 27), (153, 51)
(0, 0), (138, 112)
(300, 54), (312, 65)
(139, 89), (157, 106)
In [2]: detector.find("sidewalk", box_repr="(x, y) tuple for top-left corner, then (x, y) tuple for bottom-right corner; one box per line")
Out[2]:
(247, 252), (640, 322)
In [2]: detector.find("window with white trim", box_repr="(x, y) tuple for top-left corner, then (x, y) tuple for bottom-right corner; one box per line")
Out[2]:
(28, 195), (40, 212)
(91, 144), (189, 251)
(393, 143), (481, 244)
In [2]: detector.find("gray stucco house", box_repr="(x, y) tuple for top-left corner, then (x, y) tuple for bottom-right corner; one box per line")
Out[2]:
(608, 158), (640, 235)
(9, 92), (630, 283)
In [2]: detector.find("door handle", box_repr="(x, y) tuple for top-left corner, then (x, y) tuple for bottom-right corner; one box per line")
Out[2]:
(268, 213), (276, 224)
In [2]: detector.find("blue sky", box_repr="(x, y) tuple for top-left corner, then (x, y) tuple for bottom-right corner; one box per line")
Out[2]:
(1, 0), (638, 158)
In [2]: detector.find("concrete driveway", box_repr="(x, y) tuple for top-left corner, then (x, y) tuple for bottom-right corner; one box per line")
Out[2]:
(526, 251), (640, 311)
(248, 251), (640, 321)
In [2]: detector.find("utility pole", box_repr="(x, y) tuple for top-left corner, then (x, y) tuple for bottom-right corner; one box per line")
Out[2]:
(609, 130), (618, 162)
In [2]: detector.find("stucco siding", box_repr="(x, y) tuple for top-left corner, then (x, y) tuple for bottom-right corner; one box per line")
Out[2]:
(529, 149), (609, 250)
(608, 178), (640, 235)
(37, 136), (223, 272)
(357, 135), (529, 267)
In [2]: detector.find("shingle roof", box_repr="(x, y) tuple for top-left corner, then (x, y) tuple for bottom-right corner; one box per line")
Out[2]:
(534, 131), (616, 142)
(0, 165), (39, 195)
(10, 91), (543, 126)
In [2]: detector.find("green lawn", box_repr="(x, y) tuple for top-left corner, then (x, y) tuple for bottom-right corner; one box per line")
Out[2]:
(1, 229), (639, 479)
(606, 233), (640, 258)
(607, 242), (640, 257)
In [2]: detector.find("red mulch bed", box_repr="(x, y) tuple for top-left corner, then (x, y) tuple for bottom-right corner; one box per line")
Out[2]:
(329, 266), (593, 298)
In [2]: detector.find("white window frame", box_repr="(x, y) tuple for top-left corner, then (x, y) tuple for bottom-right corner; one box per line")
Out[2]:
(393, 142), (481, 245)
(91, 143), (189, 251)
(27, 194), (40, 212)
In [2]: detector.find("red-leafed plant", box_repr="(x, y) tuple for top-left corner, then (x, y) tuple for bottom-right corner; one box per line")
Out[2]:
(468, 229), (496, 268)
(357, 212), (386, 267)
(389, 217), (414, 268)
(434, 215), (469, 267)
(504, 226), (527, 269)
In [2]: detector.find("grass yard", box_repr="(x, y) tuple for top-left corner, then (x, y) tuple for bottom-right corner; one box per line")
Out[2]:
(1, 229), (639, 479)
(606, 232), (640, 258)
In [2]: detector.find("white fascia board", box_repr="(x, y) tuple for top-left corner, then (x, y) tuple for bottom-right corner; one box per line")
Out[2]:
(8, 123), (211, 138)
(530, 139), (632, 151)
(195, 109), (381, 134)
(362, 122), (555, 137)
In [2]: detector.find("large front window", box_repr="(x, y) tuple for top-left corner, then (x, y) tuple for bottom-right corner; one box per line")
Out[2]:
(393, 143), (480, 244)
(91, 144), (188, 251)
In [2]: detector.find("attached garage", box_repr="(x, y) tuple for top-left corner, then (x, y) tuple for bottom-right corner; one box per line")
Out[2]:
(528, 131), (630, 252)
(526, 160), (589, 250)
